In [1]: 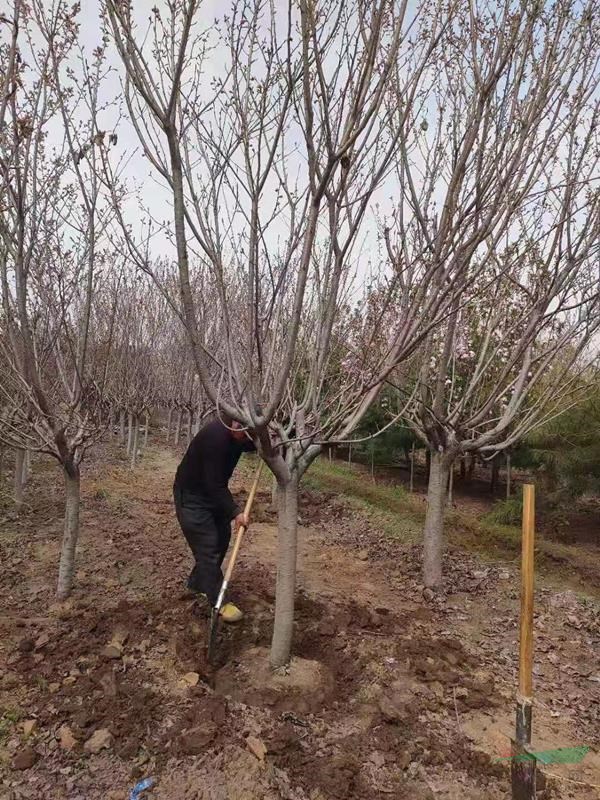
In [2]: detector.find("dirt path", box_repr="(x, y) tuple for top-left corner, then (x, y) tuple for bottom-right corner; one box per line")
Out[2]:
(0, 444), (598, 800)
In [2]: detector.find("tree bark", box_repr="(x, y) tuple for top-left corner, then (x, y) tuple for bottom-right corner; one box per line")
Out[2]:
(425, 449), (431, 481)
(130, 416), (139, 470)
(22, 449), (30, 484)
(119, 409), (126, 444)
(447, 461), (454, 506)
(271, 475), (278, 510)
(56, 464), (81, 600)
(14, 449), (25, 508)
(175, 408), (182, 445)
(144, 411), (149, 449)
(127, 411), (134, 455)
(270, 477), (299, 667)
(166, 407), (173, 442)
(423, 452), (449, 589)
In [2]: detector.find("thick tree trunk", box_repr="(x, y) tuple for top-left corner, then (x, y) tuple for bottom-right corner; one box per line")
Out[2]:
(270, 477), (299, 668)
(423, 452), (449, 589)
(130, 416), (139, 470)
(271, 476), (278, 510)
(14, 449), (26, 508)
(506, 453), (511, 499)
(119, 409), (126, 444)
(425, 449), (431, 480)
(57, 465), (81, 600)
(144, 411), (149, 449)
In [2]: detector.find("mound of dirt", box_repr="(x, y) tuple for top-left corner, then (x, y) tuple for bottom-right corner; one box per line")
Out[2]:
(215, 646), (332, 714)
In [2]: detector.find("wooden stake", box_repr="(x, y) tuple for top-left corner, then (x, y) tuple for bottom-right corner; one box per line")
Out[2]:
(519, 484), (535, 700)
(512, 483), (536, 800)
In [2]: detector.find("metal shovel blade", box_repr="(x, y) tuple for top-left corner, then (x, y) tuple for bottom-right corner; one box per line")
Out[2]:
(207, 607), (220, 665)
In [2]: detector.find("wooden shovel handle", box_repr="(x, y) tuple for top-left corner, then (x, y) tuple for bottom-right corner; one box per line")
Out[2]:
(221, 462), (263, 587)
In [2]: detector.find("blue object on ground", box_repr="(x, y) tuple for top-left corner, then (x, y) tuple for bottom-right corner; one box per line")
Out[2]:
(129, 777), (155, 800)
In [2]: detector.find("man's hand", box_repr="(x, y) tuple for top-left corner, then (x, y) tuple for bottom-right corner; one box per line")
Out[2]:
(234, 512), (249, 531)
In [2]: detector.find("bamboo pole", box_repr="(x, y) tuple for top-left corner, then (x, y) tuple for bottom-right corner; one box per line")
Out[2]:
(511, 483), (536, 800)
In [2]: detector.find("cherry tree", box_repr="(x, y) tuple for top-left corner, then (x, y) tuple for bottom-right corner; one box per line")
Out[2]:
(0, 1), (120, 597)
(381, 0), (600, 588)
(105, 0), (465, 665)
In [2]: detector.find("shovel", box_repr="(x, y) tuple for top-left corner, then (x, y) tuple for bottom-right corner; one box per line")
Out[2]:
(207, 462), (263, 664)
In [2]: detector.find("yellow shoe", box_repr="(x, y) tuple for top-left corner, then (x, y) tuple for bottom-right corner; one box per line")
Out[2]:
(220, 602), (243, 623)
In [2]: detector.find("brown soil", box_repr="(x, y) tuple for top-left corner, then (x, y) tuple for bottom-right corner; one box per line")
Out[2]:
(0, 442), (598, 800)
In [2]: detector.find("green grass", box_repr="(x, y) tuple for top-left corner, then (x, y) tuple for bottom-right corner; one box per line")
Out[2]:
(303, 458), (599, 597)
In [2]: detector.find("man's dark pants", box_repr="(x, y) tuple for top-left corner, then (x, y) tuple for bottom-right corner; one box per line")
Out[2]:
(173, 485), (231, 604)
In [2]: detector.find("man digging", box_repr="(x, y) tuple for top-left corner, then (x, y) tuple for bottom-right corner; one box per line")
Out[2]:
(173, 413), (256, 622)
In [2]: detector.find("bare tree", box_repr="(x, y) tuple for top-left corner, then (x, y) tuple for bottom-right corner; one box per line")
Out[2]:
(106, 0), (463, 665)
(382, 0), (600, 588)
(0, 1), (120, 597)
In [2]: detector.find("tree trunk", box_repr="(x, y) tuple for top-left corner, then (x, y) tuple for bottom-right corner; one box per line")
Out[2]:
(166, 407), (173, 442)
(56, 465), (81, 600)
(175, 409), (182, 445)
(425, 448), (431, 481)
(144, 411), (149, 449)
(271, 476), (278, 510)
(270, 477), (299, 668)
(328, 447), (332, 462)
(187, 408), (193, 441)
(409, 443), (415, 492)
(423, 452), (449, 589)
(22, 449), (30, 484)
(14, 449), (26, 508)
(119, 409), (126, 444)
(447, 462), (454, 506)
(127, 411), (134, 455)
(0, 445), (4, 487)
(460, 456), (466, 480)
(130, 416), (139, 470)
(506, 453), (511, 499)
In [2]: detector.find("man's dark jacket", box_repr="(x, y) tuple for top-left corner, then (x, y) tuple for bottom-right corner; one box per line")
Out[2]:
(174, 418), (256, 519)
